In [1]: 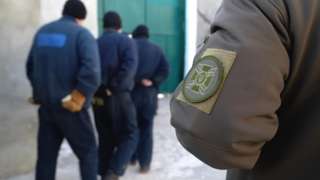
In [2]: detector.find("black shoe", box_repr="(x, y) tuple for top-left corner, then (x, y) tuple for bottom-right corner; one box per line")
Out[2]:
(139, 166), (151, 174)
(103, 173), (119, 180)
(130, 159), (137, 166)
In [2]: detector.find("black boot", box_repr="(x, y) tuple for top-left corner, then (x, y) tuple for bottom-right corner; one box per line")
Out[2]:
(103, 173), (119, 180)
(130, 159), (137, 166)
(139, 166), (151, 174)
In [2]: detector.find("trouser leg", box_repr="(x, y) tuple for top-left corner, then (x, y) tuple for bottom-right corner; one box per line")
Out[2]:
(59, 109), (98, 180)
(137, 110), (154, 167)
(36, 107), (63, 180)
(93, 97), (116, 176)
(110, 93), (138, 176)
(133, 88), (157, 168)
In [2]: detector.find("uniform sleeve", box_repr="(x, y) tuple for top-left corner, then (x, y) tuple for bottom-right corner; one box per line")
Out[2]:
(26, 37), (36, 86)
(111, 37), (138, 90)
(171, 0), (290, 169)
(76, 29), (101, 97)
(152, 49), (170, 87)
(96, 39), (107, 86)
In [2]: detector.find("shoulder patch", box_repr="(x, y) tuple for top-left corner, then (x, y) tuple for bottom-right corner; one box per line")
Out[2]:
(177, 48), (237, 114)
(183, 56), (224, 103)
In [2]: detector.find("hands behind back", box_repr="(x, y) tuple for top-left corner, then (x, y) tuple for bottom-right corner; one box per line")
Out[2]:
(62, 90), (86, 112)
(141, 79), (153, 87)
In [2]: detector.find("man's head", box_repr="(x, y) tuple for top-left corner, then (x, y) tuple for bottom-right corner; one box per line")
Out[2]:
(132, 25), (150, 39)
(103, 11), (122, 31)
(63, 0), (87, 24)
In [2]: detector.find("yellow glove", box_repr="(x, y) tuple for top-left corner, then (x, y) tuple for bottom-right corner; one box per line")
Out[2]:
(62, 90), (86, 112)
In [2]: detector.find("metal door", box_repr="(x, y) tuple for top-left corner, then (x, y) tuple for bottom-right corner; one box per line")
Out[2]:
(98, 0), (185, 92)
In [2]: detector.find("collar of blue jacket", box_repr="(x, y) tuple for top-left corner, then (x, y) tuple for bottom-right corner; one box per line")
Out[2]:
(104, 28), (119, 34)
(61, 15), (77, 23)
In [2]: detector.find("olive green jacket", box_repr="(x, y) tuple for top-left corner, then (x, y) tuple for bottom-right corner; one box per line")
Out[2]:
(171, 0), (320, 179)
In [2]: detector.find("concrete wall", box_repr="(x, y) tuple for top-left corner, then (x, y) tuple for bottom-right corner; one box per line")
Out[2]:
(197, 0), (223, 44)
(0, 0), (41, 178)
(0, 0), (97, 178)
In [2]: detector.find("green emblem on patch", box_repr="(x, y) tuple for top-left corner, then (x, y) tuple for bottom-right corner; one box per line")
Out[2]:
(183, 56), (224, 103)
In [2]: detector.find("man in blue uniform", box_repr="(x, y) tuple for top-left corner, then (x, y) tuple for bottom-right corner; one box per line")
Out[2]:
(93, 11), (138, 180)
(26, 1), (101, 180)
(130, 25), (170, 173)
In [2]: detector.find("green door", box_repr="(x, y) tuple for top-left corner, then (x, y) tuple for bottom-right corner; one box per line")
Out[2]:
(98, 0), (185, 92)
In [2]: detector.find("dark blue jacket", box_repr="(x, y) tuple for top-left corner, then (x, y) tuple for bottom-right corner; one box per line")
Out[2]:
(134, 38), (169, 89)
(26, 16), (101, 108)
(97, 29), (138, 93)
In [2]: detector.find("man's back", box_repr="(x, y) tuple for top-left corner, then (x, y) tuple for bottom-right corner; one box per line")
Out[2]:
(97, 30), (137, 92)
(171, 0), (320, 179)
(97, 30), (123, 80)
(27, 16), (100, 107)
(134, 38), (167, 83)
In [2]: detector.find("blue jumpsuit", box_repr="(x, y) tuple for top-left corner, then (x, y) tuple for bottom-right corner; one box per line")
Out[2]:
(93, 29), (138, 176)
(131, 37), (170, 168)
(26, 16), (101, 180)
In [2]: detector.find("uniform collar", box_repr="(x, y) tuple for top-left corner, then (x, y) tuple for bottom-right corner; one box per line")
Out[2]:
(61, 16), (77, 22)
(134, 37), (149, 42)
(135, 37), (148, 40)
(104, 28), (119, 33)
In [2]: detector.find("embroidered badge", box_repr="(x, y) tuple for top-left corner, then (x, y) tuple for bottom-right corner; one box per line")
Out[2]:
(176, 48), (237, 114)
(183, 56), (224, 103)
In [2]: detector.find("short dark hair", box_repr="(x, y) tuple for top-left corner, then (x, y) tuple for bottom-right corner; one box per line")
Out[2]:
(62, 0), (87, 20)
(132, 25), (150, 38)
(103, 11), (122, 30)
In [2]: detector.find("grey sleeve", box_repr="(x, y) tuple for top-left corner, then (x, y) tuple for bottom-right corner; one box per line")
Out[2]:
(171, 0), (290, 169)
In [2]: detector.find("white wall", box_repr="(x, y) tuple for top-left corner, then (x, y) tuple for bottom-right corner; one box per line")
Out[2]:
(184, 0), (198, 74)
(184, 0), (223, 75)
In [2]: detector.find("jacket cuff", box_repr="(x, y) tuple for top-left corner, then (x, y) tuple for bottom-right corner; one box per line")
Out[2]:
(76, 83), (94, 98)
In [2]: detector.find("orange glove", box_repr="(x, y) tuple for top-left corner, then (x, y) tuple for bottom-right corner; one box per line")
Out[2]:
(62, 90), (86, 112)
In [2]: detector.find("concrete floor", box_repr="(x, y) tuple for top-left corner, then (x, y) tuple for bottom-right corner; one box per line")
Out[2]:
(7, 97), (226, 180)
